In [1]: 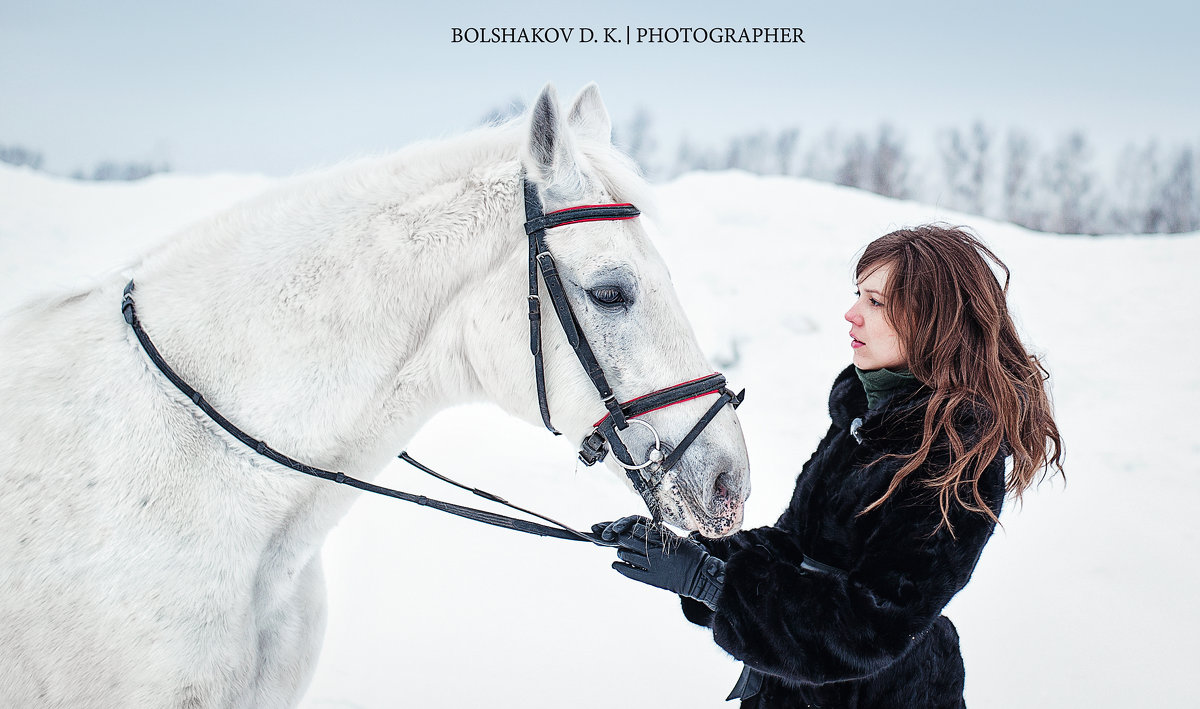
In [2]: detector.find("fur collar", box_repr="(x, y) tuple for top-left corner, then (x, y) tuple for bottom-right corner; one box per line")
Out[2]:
(828, 364), (931, 451)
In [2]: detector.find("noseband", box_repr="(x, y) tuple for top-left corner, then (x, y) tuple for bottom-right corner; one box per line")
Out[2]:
(522, 175), (744, 516)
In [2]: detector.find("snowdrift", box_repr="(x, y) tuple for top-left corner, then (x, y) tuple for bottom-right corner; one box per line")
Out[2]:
(2, 163), (1196, 708)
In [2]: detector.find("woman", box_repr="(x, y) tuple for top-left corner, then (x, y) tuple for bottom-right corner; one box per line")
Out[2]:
(596, 224), (1064, 708)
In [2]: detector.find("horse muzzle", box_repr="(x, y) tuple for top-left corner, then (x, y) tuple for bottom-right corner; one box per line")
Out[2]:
(577, 376), (745, 525)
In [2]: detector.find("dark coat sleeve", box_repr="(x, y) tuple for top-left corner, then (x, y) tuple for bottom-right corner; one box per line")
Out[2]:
(678, 418), (843, 629)
(707, 453), (1005, 686)
(678, 525), (784, 627)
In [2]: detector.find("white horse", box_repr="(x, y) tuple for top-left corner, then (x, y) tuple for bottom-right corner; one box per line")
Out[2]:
(0, 83), (750, 708)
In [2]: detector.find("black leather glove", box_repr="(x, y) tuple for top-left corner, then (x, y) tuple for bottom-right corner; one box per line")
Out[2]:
(592, 515), (725, 610)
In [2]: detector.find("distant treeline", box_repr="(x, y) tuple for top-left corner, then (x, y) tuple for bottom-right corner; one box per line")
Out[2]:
(486, 100), (1198, 236)
(636, 121), (1197, 236)
(0, 144), (168, 182)
(8, 108), (1197, 236)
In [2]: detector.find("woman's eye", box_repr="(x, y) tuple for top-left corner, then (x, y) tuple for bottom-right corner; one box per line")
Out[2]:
(589, 286), (626, 306)
(854, 290), (884, 307)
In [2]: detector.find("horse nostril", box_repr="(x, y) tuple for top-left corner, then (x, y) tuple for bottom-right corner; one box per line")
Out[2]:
(713, 472), (732, 500)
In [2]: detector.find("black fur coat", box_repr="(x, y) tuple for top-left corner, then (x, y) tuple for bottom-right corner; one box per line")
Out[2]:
(682, 365), (1006, 708)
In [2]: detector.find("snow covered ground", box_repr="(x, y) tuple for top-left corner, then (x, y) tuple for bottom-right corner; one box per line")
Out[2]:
(2, 163), (1197, 707)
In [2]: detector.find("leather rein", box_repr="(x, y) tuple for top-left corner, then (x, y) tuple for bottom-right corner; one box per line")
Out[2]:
(120, 173), (743, 545)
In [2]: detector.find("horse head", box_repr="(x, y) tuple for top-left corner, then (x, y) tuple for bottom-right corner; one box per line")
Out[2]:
(503, 84), (750, 537)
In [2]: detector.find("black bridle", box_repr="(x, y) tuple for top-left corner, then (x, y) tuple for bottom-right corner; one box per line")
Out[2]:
(118, 172), (743, 544)
(522, 174), (743, 516)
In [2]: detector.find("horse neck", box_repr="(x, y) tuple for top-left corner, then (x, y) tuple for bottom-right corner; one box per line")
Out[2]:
(131, 154), (524, 477)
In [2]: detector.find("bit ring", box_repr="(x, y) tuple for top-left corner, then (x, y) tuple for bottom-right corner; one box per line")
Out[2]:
(611, 419), (665, 471)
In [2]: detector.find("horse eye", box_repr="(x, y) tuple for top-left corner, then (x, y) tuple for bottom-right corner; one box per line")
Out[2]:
(588, 286), (626, 306)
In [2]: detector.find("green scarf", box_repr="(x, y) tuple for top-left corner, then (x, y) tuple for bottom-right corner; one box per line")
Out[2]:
(854, 366), (917, 410)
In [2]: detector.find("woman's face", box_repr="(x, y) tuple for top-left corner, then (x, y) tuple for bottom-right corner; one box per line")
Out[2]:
(845, 262), (906, 370)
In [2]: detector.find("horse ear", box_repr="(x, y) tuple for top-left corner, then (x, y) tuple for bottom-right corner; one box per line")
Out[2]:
(567, 82), (612, 145)
(522, 83), (586, 198)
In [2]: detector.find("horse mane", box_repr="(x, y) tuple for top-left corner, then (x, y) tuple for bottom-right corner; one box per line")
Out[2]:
(16, 110), (660, 315)
(319, 115), (659, 220)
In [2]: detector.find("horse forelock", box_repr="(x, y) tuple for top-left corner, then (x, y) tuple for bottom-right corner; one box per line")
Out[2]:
(575, 142), (657, 220)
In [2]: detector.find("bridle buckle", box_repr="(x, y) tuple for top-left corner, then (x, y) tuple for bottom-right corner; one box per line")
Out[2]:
(578, 431), (608, 466)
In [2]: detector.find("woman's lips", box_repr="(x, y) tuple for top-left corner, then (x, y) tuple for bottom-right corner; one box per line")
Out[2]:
(850, 331), (865, 348)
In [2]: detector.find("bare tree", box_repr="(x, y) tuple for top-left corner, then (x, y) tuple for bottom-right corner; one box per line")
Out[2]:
(478, 97), (526, 126)
(1157, 145), (1197, 233)
(84, 160), (169, 181)
(721, 131), (771, 174)
(869, 124), (910, 199)
(775, 128), (800, 176)
(939, 122), (992, 216)
(613, 108), (657, 177)
(0, 144), (44, 170)
(939, 127), (969, 209)
(1003, 129), (1044, 229)
(671, 137), (696, 177)
(1109, 141), (1161, 233)
(1042, 131), (1100, 234)
(836, 133), (870, 189)
(802, 128), (843, 183)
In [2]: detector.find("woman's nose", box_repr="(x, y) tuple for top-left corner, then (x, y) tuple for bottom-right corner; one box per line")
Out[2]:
(845, 306), (862, 326)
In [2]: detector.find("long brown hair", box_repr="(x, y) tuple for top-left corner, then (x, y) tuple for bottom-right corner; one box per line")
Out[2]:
(856, 224), (1064, 532)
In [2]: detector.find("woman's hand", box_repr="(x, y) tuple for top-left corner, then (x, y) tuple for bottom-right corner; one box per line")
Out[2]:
(592, 515), (726, 609)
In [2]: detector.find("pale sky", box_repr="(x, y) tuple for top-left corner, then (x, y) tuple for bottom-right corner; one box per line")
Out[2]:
(2, 0), (1196, 176)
